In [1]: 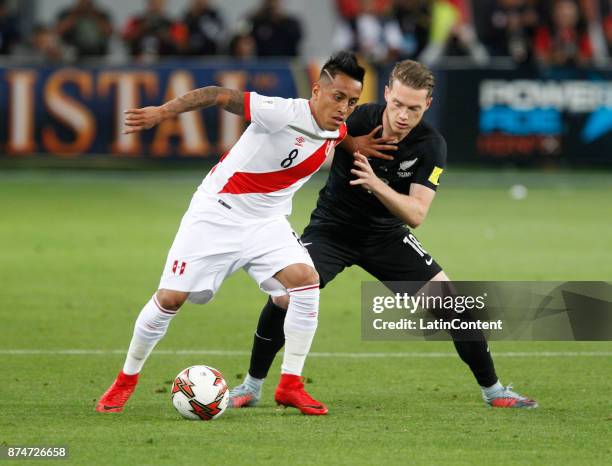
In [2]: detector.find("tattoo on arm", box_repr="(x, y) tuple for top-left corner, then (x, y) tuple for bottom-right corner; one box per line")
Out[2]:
(220, 89), (245, 115)
(161, 86), (244, 117)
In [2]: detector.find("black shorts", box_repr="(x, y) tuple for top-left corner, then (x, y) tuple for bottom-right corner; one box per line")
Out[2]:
(300, 222), (443, 289)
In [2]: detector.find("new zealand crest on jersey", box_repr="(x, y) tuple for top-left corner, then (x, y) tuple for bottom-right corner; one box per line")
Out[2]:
(398, 158), (418, 177)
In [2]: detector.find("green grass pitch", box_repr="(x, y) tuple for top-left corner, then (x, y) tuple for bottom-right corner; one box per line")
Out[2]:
(0, 168), (611, 465)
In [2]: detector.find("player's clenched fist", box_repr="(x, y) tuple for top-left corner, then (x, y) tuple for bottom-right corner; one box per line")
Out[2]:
(123, 106), (168, 134)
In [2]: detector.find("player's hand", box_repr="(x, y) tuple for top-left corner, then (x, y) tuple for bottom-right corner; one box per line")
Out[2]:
(123, 106), (167, 134)
(352, 125), (396, 161)
(350, 151), (386, 194)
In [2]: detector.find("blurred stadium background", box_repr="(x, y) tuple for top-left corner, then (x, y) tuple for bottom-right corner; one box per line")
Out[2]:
(1, 0), (612, 166)
(1, 1), (611, 465)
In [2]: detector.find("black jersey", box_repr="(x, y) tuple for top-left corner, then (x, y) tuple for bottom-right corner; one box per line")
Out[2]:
(311, 103), (447, 231)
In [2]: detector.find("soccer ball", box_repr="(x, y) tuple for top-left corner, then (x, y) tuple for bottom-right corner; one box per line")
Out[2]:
(171, 365), (229, 420)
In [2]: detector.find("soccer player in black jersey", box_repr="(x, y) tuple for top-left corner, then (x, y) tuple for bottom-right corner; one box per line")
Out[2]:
(230, 60), (538, 410)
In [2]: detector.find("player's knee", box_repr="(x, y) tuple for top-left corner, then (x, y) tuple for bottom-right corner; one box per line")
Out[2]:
(291, 264), (319, 288)
(430, 271), (450, 281)
(275, 263), (319, 289)
(156, 289), (188, 311)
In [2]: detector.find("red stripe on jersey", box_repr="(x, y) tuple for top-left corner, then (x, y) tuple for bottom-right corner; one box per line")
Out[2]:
(244, 92), (251, 122)
(218, 138), (333, 195)
(210, 151), (230, 174)
(336, 123), (347, 144)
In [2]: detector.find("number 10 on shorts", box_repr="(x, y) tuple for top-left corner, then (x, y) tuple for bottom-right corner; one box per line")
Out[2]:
(403, 235), (433, 265)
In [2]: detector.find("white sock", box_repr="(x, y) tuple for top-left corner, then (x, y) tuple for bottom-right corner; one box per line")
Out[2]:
(122, 294), (179, 375)
(281, 284), (320, 376)
(481, 380), (504, 397)
(244, 374), (264, 392)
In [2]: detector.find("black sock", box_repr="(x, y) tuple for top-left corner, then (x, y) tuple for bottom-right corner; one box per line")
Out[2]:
(446, 306), (498, 387)
(452, 339), (498, 387)
(425, 282), (498, 387)
(448, 309), (498, 387)
(248, 297), (287, 379)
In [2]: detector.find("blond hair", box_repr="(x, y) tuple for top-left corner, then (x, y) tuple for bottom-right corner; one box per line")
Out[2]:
(388, 60), (434, 97)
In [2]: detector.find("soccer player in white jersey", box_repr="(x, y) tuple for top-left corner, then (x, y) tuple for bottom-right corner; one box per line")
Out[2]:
(95, 52), (365, 416)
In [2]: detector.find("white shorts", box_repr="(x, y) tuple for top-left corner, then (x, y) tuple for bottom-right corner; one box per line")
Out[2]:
(158, 195), (314, 304)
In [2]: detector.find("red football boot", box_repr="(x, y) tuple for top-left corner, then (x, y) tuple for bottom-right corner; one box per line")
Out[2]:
(96, 371), (139, 413)
(274, 374), (328, 415)
(483, 383), (538, 409)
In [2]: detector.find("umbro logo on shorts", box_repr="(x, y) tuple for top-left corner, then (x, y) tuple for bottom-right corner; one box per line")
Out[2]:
(172, 260), (186, 276)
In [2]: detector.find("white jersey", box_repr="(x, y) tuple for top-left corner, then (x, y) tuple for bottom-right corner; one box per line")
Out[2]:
(197, 92), (347, 219)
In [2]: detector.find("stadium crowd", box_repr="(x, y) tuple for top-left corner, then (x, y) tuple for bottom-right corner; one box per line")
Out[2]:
(0, 0), (611, 66)
(335, 0), (612, 66)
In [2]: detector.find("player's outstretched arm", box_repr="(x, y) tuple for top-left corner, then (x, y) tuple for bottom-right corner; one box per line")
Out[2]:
(123, 87), (244, 134)
(350, 152), (435, 228)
